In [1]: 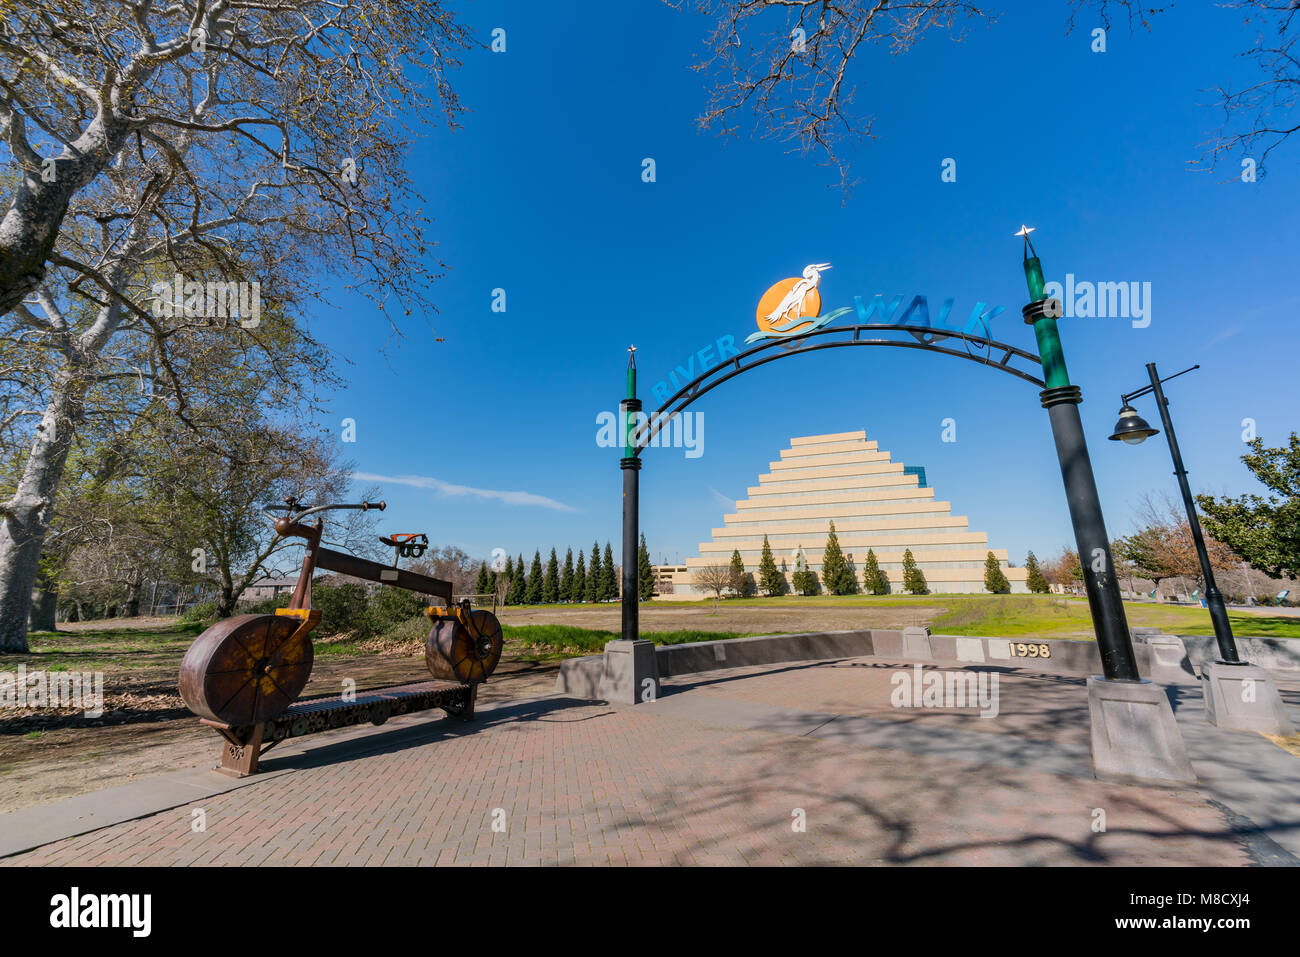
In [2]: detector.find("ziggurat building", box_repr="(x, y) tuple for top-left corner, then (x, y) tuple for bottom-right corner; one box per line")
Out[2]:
(667, 430), (1028, 597)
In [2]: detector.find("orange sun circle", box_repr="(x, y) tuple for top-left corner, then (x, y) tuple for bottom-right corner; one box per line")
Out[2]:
(755, 277), (821, 337)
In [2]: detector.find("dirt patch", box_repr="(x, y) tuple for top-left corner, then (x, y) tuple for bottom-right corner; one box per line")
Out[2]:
(497, 602), (944, 635)
(0, 637), (559, 815)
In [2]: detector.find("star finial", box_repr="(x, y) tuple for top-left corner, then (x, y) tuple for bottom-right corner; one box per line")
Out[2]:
(1015, 224), (1038, 259)
(627, 344), (636, 368)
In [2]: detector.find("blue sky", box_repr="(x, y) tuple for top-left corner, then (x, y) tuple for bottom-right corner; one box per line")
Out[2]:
(308, 1), (1299, 568)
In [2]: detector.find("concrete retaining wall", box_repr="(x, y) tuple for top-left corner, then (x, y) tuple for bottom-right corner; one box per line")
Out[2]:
(554, 628), (1175, 700)
(1178, 634), (1300, 672)
(554, 630), (877, 698)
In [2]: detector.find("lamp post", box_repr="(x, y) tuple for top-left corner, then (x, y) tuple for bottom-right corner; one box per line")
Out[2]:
(1109, 363), (1295, 735)
(1108, 362), (1241, 664)
(621, 345), (641, 643)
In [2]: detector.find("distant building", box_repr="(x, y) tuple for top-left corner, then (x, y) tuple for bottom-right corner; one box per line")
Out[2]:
(649, 564), (687, 596)
(666, 430), (1028, 597)
(240, 576), (296, 602)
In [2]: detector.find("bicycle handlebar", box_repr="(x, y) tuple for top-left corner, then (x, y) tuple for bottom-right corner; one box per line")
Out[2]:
(262, 499), (387, 525)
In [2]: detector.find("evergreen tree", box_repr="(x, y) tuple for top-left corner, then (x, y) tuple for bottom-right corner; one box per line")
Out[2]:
(862, 548), (889, 595)
(560, 548), (575, 602)
(638, 533), (655, 601)
(821, 521), (856, 595)
(543, 548), (560, 603)
(729, 548), (751, 597)
(585, 542), (602, 602)
(525, 550), (544, 604)
(791, 546), (819, 595)
(1024, 551), (1051, 594)
(475, 561), (490, 595)
(758, 534), (784, 596)
(573, 551), (587, 603)
(507, 554), (527, 605)
(601, 542), (618, 600)
(984, 551), (1010, 593)
(902, 548), (928, 595)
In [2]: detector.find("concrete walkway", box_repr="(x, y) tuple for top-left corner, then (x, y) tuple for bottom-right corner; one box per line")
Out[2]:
(2, 656), (1297, 866)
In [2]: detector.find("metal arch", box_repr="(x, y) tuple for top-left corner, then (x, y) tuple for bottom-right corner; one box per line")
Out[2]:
(633, 321), (1045, 454)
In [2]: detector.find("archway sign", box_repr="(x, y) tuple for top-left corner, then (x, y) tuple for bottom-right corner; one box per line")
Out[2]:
(614, 232), (1196, 786)
(619, 235), (1142, 676)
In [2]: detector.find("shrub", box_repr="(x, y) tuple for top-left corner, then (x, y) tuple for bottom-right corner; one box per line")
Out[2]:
(244, 593), (291, 616)
(312, 581), (371, 637)
(366, 586), (427, 635)
(181, 601), (217, 624)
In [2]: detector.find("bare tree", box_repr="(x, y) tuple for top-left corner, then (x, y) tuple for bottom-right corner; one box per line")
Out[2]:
(693, 563), (733, 608)
(0, 1), (469, 649)
(686, 2), (1298, 187)
(1197, 2), (1300, 175)
(676, 0), (996, 190)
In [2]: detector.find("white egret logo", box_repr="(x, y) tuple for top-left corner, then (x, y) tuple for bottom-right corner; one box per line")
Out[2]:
(748, 263), (852, 343)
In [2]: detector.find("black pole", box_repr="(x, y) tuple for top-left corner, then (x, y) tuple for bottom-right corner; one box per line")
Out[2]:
(620, 401), (642, 643)
(1041, 385), (1142, 681)
(1145, 362), (1240, 664)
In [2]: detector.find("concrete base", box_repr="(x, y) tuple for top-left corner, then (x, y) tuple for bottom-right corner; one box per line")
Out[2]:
(902, 626), (932, 660)
(598, 639), (661, 705)
(1201, 661), (1296, 735)
(1087, 677), (1196, 786)
(1136, 634), (1195, 684)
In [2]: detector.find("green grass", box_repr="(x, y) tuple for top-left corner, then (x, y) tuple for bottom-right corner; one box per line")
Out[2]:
(925, 595), (1300, 639)
(501, 624), (754, 654)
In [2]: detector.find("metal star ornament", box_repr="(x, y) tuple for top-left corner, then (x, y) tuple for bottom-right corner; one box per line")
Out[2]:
(1016, 224), (1038, 259)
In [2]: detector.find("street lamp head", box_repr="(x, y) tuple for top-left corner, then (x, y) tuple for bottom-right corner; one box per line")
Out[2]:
(1109, 404), (1159, 445)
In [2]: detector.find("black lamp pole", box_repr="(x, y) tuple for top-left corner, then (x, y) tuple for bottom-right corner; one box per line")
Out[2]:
(1112, 362), (1241, 664)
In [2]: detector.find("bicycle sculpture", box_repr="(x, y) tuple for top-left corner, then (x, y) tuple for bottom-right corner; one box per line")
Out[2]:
(178, 498), (504, 776)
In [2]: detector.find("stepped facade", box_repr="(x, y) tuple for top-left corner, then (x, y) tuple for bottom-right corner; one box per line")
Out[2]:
(666, 430), (1028, 597)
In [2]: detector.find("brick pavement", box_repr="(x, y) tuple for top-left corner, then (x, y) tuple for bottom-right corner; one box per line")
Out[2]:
(4, 656), (1296, 866)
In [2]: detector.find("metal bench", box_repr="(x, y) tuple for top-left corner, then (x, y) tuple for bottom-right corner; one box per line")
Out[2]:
(201, 680), (477, 777)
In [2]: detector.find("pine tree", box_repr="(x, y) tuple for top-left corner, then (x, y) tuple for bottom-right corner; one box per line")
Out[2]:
(573, 551), (587, 603)
(862, 548), (889, 595)
(543, 548), (560, 603)
(507, 555), (527, 605)
(791, 546), (819, 595)
(1025, 551), (1051, 594)
(638, 533), (655, 601)
(729, 549), (751, 597)
(475, 561), (490, 595)
(560, 548), (575, 603)
(585, 542), (601, 602)
(821, 521), (855, 595)
(525, 550), (544, 604)
(758, 534), (784, 596)
(984, 551), (1010, 594)
(601, 542), (618, 600)
(902, 548), (928, 595)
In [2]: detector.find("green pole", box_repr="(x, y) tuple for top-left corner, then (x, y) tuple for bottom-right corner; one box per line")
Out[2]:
(623, 346), (637, 458)
(1021, 234), (1071, 390)
(1019, 227), (1138, 681)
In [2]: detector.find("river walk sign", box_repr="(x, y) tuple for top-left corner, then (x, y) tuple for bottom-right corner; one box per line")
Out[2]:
(649, 263), (1007, 403)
